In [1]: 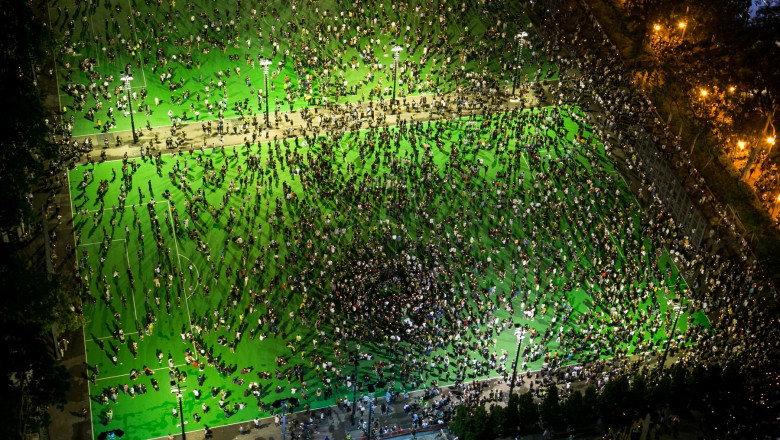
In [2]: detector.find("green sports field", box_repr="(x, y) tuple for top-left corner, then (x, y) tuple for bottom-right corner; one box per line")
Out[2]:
(69, 105), (708, 439)
(50, 0), (557, 137)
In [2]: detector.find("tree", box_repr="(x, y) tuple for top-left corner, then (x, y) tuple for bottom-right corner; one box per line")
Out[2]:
(487, 405), (506, 439)
(651, 375), (672, 407)
(501, 392), (521, 437)
(669, 363), (690, 410)
(450, 405), (490, 440)
(582, 385), (599, 424)
(0, 248), (72, 438)
(562, 390), (586, 429)
(0, 0), (58, 232)
(449, 405), (472, 440)
(540, 385), (563, 432)
(599, 375), (631, 424)
(628, 374), (649, 415)
(517, 391), (540, 434)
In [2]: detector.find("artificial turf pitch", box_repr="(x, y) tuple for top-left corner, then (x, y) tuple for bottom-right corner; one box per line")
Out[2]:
(69, 106), (709, 439)
(50, 0), (557, 137)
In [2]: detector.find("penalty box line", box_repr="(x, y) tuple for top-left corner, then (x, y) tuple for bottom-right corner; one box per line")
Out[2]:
(77, 238), (139, 331)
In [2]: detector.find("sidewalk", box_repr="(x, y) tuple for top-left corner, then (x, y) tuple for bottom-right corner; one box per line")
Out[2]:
(67, 88), (544, 164)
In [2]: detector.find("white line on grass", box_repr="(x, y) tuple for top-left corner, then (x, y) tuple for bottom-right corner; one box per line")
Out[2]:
(78, 240), (105, 247)
(179, 254), (201, 298)
(87, 332), (138, 342)
(126, 0), (148, 88)
(95, 363), (188, 382)
(65, 153), (97, 440)
(165, 201), (198, 355)
(78, 202), (147, 214)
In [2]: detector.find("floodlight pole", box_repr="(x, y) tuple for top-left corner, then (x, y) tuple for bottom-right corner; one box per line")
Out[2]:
(260, 59), (273, 127)
(366, 391), (375, 440)
(512, 33), (528, 97)
(656, 304), (683, 378)
(281, 400), (287, 440)
(121, 74), (137, 143)
(508, 329), (523, 397)
(391, 46), (403, 106)
(171, 375), (187, 440)
(351, 350), (358, 425)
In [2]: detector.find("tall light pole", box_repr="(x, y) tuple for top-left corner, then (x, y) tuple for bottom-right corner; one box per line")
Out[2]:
(351, 349), (359, 425)
(366, 384), (375, 440)
(774, 194), (780, 219)
(120, 73), (137, 143)
(508, 324), (523, 397)
(260, 59), (273, 127)
(170, 376), (187, 440)
(655, 304), (684, 379)
(391, 46), (403, 106)
(512, 32), (528, 97)
(678, 22), (687, 42)
(741, 136), (775, 181)
(281, 400), (287, 440)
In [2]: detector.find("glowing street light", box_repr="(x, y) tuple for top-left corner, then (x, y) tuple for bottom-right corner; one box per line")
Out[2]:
(774, 194), (780, 218)
(700, 89), (708, 97)
(729, 86), (736, 93)
(654, 24), (662, 31)
(741, 136), (778, 181)
(738, 141), (746, 150)
(678, 21), (687, 40)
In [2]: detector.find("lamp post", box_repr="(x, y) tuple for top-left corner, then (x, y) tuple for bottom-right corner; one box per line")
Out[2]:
(281, 400), (287, 440)
(741, 136), (775, 181)
(391, 46), (403, 106)
(655, 304), (684, 378)
(773, 194), (780, 219)
(678, 22), (687, 41)
(170, 376), (187, 440)
(351, 349), (359, 425)
(366, 384), (375, 440)
(734, 140), (746, 161)
(508, 324), (523, 397)
(260, 59), (273, 127)
(120, 73), (137, 143)
(512, 32), (528, 97)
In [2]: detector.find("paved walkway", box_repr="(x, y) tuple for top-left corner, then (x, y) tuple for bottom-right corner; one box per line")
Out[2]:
(68, 87), (544, 164)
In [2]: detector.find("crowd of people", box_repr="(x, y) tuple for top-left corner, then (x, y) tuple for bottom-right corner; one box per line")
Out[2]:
(31, 0), (778, 438)
(67, 75), (712, 437)
(48, 0), (548, 139)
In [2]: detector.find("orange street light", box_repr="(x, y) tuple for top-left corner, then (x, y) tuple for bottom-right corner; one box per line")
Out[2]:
(678, 22), (687, 40)
(678, 22), (686, 28)
(729, 86), (736, 93)
(738, 141), (746, 150)
(654, 24), (662, 31)
(775, 194), (780, 217)
(768, 137), (776, 146)
(700, 89), (708, 97)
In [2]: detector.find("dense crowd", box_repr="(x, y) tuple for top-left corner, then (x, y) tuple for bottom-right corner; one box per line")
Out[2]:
(66, 81), (713, 438)
(32, 0), (779, 438)
(47, 0), (545, 139)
